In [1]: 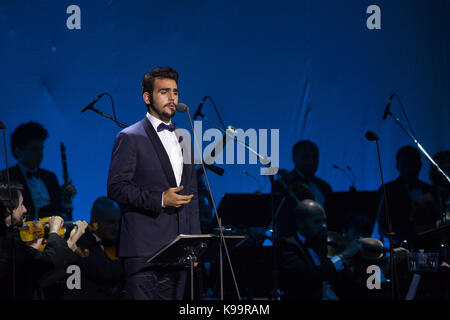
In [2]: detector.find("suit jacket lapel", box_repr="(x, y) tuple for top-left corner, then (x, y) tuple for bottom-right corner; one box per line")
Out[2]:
(294, 236), (316, 268)
(141, 118), (178, 187)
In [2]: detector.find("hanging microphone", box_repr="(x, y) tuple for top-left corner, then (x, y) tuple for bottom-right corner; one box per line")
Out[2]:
(346, 165), (356, 189)
(332, 164), (355, 190)
(81, 93), (106, 113)
(365, 131), (379, 141)
(193, 96), (208, 120)
(382, 93), (395, 120)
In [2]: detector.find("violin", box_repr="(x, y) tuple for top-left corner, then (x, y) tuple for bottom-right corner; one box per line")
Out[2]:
(327, 231), (389, 261)
(103, 246), (118, 260)
(19, 217), (98, 257)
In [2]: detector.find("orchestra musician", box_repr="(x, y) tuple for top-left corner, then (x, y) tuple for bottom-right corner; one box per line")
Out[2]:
(0, 122), (77, 221)
(64, 196), (123, 300)
(0, 182), (87, 300)
(278, 199), (364, 300)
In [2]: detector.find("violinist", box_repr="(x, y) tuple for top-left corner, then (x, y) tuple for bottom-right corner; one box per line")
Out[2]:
(278, 199), (364, 300)
(64, 196), (123, 300)
(0, 182), (87, 300)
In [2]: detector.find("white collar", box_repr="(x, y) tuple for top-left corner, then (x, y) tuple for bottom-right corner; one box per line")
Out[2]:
(146, 112), (172, 132)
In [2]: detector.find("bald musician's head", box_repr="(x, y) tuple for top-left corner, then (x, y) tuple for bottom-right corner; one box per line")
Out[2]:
(294, 199), (327, 242)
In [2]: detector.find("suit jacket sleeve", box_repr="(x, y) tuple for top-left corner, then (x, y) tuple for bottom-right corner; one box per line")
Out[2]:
(280, 238), (338, 283)
(107, 132), (163, 214)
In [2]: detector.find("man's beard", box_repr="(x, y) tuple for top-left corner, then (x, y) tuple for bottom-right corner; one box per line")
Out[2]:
(150, 104), (175, 121)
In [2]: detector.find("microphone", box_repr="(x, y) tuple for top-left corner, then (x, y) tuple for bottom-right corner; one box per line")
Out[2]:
(382, 93), (395, 120)
(193, 96), (208, 120)
(0, 121), (5, 129)
(176, 103), (188, 113)
(81, 93), (106, 113)
(365, 131), (379, 141)
(346, 165), (356, 190)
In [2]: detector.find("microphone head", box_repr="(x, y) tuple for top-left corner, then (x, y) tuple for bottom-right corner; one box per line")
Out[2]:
(176, 103), (188, 112)
(365, 131), (379, 141)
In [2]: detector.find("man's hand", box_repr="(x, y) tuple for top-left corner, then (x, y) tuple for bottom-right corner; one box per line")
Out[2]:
(61, 180), (77, 202)
(67, 220), (88, 251)
(48, 216), (64, 234)
(29, 238), (45, 250)
(163, 185), (194, 208)
(340, 240), (363, 261)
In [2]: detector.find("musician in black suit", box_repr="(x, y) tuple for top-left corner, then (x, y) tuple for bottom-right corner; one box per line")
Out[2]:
(0, 182), (87, 299)
(272, 140), (333, 238)
(278, 200), (363, 300)
(411, 150), (450, 250)
(107, 67), (200, 300)
(64, 196), (123, 300)
(375, 146), (433, 249)
(1, 122), (76, 220)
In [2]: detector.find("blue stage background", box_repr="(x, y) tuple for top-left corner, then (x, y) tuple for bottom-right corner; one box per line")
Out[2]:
(0, 0), (449, 222)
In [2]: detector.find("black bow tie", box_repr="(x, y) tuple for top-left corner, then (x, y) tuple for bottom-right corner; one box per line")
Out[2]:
(157, 122), (176, 132)
(26, 170), (40, 179)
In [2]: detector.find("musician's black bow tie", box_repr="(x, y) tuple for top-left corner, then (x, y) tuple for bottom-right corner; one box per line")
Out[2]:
(26, 170), (40, 179)
(157, 122), (176, 132)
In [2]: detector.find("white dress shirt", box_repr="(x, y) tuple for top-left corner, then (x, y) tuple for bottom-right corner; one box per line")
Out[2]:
(146, 112), (184, 186)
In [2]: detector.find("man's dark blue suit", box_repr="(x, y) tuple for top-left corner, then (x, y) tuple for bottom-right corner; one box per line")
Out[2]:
(107, 116), (200, 299)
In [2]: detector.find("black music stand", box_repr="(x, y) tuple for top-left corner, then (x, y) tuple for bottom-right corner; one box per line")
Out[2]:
(147, 234), (246, 300)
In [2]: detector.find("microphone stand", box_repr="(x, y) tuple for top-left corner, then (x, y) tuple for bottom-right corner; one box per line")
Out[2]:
(82, 106), (129, 128)
(371, 136), (399, 300)
(195, 112), (269, 165)
(184, 107), (242, 300)
(385, 110), (450, 187)
(195, 109), (279, 299)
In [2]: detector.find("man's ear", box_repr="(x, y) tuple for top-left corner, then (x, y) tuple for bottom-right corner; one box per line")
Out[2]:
(12, 147), (22, 159)
(143, 92), (152, 105)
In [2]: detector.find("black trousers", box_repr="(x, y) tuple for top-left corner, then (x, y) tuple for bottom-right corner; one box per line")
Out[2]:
(122, 257), (187, 300)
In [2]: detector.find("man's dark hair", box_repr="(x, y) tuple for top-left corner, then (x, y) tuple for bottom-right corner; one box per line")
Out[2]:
(292, 140), (318, 160)
(10, 122), (48, 159)
(141, 67), (179, 96)
(90, 196), (120, 225)
(396, 145), (420, 163)
(0, 182), (23, 234)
